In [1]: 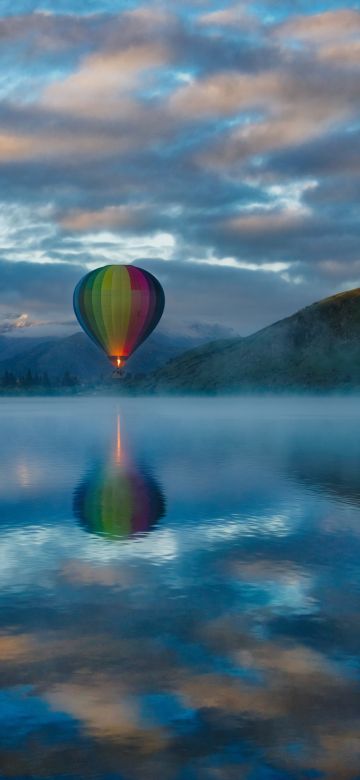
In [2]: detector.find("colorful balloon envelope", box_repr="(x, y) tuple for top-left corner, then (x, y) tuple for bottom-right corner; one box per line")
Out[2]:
(73, 463), (166, 539)
(73, 265), (165, 368)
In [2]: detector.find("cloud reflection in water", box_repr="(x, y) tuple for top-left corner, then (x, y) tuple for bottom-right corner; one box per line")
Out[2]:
(0, 398), (359, 779)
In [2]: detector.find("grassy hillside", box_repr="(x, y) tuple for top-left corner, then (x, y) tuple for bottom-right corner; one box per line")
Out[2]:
(142, 288), (360, 392)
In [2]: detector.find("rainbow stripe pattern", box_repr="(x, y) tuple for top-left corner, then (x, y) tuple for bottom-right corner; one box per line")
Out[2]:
(73, 264), (165, 367)
(73, 464), (166, 539)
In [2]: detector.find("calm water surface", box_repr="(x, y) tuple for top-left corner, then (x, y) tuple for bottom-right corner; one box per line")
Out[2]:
(0, 396), (359, 780)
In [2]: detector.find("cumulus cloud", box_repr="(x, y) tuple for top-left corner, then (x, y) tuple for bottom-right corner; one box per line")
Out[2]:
(42, 43), (169, 117)
(0, 312), (38, 333)
(58, 204), (150, 232)
(276, 9), (360, 44)
(0, 258), (83, 335)
(0, 0), (358, 337)
(0, 128), (133, 162)
(275, 9), (360, 66)
(198, 5), (256, 28)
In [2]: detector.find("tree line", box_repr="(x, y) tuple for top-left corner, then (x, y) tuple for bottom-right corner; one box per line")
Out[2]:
(0, 369), (80, 390)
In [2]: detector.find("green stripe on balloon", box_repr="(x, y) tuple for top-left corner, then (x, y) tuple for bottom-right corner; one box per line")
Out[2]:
(84, 271), (104, 350)
(100, 266), (113, 351)
(92, 267), (108, 350)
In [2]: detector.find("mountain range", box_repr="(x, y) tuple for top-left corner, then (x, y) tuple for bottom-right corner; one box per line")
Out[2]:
(139, 288), (360, 392)
(0, 323), (235, 383)
(2, 288), (360, 392)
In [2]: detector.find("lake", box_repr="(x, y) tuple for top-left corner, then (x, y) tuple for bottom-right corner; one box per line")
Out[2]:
(0, 396), (359, 780)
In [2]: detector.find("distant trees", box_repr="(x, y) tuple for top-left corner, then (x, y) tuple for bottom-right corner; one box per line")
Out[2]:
(61, 370), (78, 388)
(0, 370), (80, 392)
(1, 370), (16, 388)
(23, 369), (35, 389)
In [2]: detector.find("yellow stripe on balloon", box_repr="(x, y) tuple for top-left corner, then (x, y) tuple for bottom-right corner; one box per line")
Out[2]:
(110, 266), (131, 357)
(100, 265), (114, 353)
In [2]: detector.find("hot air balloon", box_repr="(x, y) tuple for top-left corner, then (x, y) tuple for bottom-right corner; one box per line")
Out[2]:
(73, 265), (165, 370)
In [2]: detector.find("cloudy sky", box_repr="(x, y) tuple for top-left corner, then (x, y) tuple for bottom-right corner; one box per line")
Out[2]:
(0, 0), (359, 337)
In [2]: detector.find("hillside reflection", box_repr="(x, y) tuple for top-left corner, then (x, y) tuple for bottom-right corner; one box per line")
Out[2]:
(73, 415), (166, 539)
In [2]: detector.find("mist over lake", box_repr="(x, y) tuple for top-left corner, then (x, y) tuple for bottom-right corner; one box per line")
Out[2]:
(0, 396), (359, 779)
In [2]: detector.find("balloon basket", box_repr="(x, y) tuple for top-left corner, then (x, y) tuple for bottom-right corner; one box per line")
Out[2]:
(112, 368), (124, 379)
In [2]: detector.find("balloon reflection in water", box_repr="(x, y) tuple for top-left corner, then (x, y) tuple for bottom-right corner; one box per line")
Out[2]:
(73, 416), (166, 539)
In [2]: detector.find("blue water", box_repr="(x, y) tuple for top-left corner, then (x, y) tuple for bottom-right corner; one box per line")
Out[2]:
(0, 396), (359, 779)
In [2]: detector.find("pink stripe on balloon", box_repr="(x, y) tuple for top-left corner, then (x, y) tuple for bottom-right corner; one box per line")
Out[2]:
(139, 274), (157, 344)
(124, 266), (151, 357)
